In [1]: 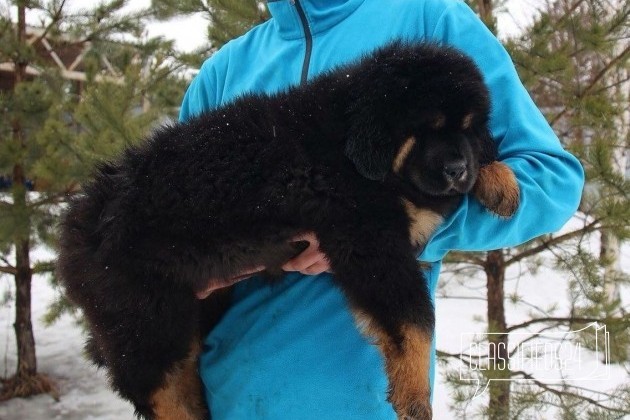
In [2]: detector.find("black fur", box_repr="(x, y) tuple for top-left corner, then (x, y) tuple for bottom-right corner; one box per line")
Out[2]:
(57, 41), (508, 419)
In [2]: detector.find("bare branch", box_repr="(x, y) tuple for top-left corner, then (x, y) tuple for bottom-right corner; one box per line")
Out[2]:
(0, 255), (14, 269)
(446, 251), (487, 266)
(505, 220), (600, 266)
(510, 370), (630, 413)
(0, 266), (17, 275)
(29, 0), (67, 47)
(506, 317), (613, 333)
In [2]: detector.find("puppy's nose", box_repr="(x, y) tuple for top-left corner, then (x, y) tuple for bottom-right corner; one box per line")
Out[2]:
(443, 160), (467, 181)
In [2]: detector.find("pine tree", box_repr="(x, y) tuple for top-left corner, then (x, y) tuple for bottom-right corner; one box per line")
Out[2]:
(439, 0), (629, 418)
(504, 0), (630, 367)
(0, 0), (187, 400)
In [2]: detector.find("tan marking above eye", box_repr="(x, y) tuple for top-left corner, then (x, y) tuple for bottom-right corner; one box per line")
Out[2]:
(462, 113), (474, 129)
(393, 136), (417, 174)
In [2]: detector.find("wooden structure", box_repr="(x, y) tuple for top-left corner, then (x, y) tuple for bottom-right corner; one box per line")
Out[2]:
(0, 25), (123, 92)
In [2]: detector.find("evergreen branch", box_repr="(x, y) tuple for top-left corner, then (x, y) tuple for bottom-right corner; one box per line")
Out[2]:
(550, 44), (630, 126)
(505, 316), (612, 333)
(505, 220), (600, 266)
(510, 370), (630, 413)
(606, 6), (630, 37)
(0, 265), (16, 275)
(557, 0), (589, 26)
(593, 74), (630, 94)
(0, 255), (14, 269)
(28, 0), (67, 48)
(199, 0), (213, 15)
(71, 8), (155, 44)
(436, 295), (488, 301)
(29, 185), (79, 207)
(517, 297), (556, 318)
(553, 381), (630, 399)
(33, 261), (55, 274)
(437, 350), (477, 365)
(507, 324), (566, 358)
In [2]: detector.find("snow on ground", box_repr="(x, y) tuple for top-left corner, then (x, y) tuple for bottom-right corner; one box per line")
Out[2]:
(0, 228), (628, 419)
(0, 248), (135, 420)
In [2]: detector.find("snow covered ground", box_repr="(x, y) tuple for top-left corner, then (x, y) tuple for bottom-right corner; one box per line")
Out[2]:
(0, 227), (628, 419)
(0, 249), (135, 420)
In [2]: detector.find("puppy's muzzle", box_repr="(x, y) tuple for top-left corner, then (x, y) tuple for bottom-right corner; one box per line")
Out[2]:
(443, 159), (467, 182)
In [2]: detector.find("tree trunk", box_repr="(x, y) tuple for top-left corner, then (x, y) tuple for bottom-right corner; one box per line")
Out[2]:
(0, 3), (56, 401)
(12, 2), (38, 382)
(600, 230), (621, 302)
(485, 250), (510, 419)
(476, 1), (507, 415)
(12, 166), (37, 380)
(476, 0), (497, 34)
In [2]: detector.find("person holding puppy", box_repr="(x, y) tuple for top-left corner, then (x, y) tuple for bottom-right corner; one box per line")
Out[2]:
(181, 0), (584, 418)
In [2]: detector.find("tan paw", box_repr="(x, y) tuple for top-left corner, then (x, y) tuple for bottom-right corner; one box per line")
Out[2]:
(473, 161), (520, 218)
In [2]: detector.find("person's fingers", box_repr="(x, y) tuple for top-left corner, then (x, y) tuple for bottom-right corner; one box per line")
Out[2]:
(282, 232), (321, 271)
(196, 288), (215, 300)
(196, 265), (265, 299)
(301, 259), (332, 275)
(282, 245), (322, 271)
(283, 232), (332, 274)
(197, 231), (334, 300)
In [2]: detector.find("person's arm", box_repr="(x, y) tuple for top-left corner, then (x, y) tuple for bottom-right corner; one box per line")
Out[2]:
(420, 1), (584, 262)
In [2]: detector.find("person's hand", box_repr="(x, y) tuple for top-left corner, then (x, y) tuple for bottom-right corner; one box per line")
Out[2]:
(196, 232), (331, 299)
(196, 265), (265, 299)
(282, 232), (332, 275)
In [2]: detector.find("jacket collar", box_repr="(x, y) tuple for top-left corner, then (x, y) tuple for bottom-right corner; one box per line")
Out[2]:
(267, 0), (365, 40)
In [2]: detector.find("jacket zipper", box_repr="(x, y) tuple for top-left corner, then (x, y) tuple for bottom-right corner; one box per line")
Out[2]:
(292, 0), (312, 85)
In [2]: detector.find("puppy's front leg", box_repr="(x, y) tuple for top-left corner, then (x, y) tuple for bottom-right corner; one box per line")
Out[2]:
(473, 161), (520, 217)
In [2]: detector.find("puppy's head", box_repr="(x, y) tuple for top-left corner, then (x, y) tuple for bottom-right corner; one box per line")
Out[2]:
(391, 114), (494, 197)
(344, 42), (498, 198)
(344, 42), (495, 188)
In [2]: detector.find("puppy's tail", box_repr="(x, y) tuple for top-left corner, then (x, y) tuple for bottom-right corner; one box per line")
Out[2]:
(57, 160), (130, 297)
(56, 160), (134, 368)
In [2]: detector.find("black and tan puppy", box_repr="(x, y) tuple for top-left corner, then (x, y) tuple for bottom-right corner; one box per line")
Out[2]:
(57, 41), (519, 420)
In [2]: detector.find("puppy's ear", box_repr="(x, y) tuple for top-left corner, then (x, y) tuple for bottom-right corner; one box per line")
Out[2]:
(345, 120), (395, 181)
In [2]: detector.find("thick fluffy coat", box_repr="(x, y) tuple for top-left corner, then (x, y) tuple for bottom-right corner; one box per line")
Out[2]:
(57, 42), (519, 420)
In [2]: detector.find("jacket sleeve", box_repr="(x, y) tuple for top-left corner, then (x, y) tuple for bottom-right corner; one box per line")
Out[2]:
(419, 1), (585, 262)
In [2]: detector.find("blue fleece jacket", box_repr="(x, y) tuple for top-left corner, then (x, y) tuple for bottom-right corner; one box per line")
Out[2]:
(179, 0), (585, 418)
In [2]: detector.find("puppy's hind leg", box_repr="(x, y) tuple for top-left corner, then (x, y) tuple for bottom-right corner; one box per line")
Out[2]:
(319, 232), (434, 420)
(150, 339), (207, 420)
(354, 310), (433, 420)
(78, 276), (208, 420)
